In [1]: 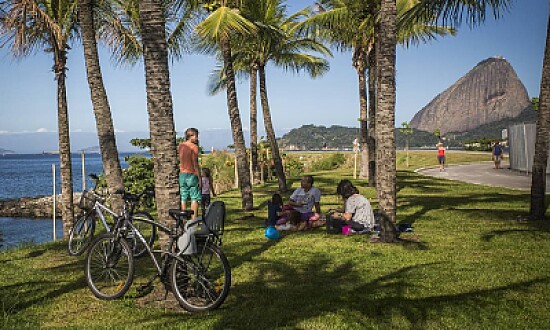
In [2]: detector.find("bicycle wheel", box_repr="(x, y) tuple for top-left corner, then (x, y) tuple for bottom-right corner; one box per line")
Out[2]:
(85, 233), (134, 300)
(170, 242), (231, 312)
(68, 212), (96, 256)
(129, 211), (156, 258)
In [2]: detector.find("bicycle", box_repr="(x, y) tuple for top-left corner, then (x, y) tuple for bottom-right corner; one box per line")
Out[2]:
(84, 200), (231, 312)
(67, 174), (156, 257)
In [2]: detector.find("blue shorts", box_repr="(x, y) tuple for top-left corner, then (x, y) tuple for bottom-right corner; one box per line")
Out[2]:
(179, 173), (201, 202)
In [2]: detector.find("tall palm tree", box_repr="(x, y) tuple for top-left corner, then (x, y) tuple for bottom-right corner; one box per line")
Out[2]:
(79, 0), (125, 211)
(207, 1), (331, 193)
(138, 0), (181, 228)
(196, 1), (256, 210)
(375, 0), (398, 242)
(249, 62), (261, 185)
(530, 12), (550, 220)
(304, 0), (378, 184)
(303, 0), (453, 188)
(1, 0), (78, 237)
(254, 6), (330, 194)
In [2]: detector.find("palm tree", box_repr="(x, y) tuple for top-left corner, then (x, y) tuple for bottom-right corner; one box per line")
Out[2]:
(249, 61), (261, 185)
(1, 0), (78, 237)
(207, 1), (331, 193)
(530, 13), (550, 220)
(375, 0), (398, 242)
(79, 0), (125, 211)
(138, 0), (181, 228)
(196, 1), (257, 210)
(303, 0), (454, 188)
(245, 1), (330, 193)
(304, 0), (378, 185)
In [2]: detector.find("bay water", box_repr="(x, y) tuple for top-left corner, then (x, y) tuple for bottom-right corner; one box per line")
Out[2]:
(0, 153), (138, 250)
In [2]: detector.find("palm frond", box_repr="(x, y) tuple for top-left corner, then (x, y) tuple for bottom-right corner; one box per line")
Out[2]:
(0, 0), (77, 57)
(399, 23), (456, 47)
(195, 6), (256, 42)
(401, 0), (513, 29)
(272, 52), (329, 78)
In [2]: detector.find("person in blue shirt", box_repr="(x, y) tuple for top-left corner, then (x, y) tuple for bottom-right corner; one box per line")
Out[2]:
(492, 141), (503, 169)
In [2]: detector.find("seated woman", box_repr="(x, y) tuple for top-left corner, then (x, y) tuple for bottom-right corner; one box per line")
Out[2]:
(330, 180), (375, 233)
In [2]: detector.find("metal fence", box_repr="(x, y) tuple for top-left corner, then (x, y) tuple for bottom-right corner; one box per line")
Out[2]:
(508, 122), (550, 173)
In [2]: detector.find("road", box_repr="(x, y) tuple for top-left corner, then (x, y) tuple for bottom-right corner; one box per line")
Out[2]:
(415, 161), (547, 191)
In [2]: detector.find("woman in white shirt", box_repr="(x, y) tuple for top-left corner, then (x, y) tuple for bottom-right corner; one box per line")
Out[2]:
(330, 179), (375, 232)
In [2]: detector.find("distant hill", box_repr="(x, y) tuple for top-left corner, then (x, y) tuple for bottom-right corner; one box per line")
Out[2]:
(0, 148), (16, 155)
(0, 128), (290, 154)
(279, 125), (359, 150)
(278, 108), (538, 150)
(410, 57), (531, 134)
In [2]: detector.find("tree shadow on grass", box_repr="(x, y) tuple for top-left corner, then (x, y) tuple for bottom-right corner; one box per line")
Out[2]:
(178, 256), (548, 329)
(1, 252), (87, 315)
(398, 192), (529, 227)
(481, 228), (550, 242)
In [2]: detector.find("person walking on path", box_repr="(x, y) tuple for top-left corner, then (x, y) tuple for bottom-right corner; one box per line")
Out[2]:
(492, 141), (503, 169)
(178, 128), (201, 217)
(437, 143), (446, 171)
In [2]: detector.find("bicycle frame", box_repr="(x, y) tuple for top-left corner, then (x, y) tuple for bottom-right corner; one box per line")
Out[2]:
(121, 215), (209, 280)
(92, 200), (119, 233)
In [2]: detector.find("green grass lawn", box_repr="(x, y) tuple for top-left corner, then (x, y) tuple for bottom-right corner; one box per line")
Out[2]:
(1, 151), (549, 329)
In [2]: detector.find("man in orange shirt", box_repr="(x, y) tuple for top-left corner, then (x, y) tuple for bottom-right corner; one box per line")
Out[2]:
(178, 128), (201, 217)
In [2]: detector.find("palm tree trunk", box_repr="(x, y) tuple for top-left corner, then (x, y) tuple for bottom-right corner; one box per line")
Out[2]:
(54, 48), (74, 238)
(530, 14), (550, 220)
(139, 0), (180, 233)
(354, 47), (368, 180)
(367, 47), (377, 187)
(250, 64), (261, 185)
(221, 36), (254, 210)
(375, 0), (398, 242)
(259, 65), (287, 193)
(79, 0), (125, 212)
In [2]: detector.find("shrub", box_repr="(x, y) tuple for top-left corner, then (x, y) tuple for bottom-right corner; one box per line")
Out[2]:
(310, 153), (347, 171)
(123, 155), (155, 195)
(283, 155), (305, 178)
(201, 151), (235, 194)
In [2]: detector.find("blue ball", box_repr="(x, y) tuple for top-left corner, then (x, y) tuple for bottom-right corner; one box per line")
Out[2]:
(265, 226), (279, 240)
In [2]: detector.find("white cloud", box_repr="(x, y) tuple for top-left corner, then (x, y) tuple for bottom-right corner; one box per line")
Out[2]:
(114, 128), (126, 133)
(36, 128), (53, 133)
(0, 130), (8, 135)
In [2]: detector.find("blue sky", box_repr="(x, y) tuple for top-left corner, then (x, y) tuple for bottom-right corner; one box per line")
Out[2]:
(0, 0), (547, 143)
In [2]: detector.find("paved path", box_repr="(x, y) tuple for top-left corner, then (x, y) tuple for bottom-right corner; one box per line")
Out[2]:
(415, 161), (548, 191)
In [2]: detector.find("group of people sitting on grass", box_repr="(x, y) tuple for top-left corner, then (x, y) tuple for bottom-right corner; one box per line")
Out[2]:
(267, 175), (376, 234)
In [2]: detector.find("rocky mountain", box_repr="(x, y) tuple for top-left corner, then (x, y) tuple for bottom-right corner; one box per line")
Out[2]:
(410, 57), (532, 134)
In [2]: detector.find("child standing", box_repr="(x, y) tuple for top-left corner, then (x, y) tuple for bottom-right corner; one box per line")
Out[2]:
(201, 168), (216, 213)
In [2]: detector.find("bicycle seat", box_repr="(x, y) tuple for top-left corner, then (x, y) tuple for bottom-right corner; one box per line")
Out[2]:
(169, 209), (195, 221)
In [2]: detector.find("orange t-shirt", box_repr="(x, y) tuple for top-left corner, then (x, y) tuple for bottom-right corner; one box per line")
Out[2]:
(178, 141), (199, 175)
